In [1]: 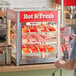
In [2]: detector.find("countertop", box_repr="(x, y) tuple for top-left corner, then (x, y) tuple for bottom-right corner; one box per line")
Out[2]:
(0, 63), (56, 72)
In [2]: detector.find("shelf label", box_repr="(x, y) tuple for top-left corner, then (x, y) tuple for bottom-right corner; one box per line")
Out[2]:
(20, 11), (58, 22)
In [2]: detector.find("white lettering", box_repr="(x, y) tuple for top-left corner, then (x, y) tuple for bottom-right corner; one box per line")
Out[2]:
(34, 14), (39, 19)
(23, 13), (55, 20)
(40, 13), (54, 19)
(24, 14), (33, 19)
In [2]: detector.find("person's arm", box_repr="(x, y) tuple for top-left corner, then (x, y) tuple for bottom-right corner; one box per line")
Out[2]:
(55, 59), (76, 70)
(55, 37), (76, 70)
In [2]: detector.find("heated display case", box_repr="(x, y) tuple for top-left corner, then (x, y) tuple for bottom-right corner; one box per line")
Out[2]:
(7, 8), (60, 65)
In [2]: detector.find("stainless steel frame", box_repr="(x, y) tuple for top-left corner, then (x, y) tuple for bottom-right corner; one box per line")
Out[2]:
(57, 10), (60, 59)
(61, 0), (64, 26)
(16, 11), (22, 66)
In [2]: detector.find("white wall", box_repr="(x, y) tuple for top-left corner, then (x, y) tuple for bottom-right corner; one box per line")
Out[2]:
(5, 0), (51, 8)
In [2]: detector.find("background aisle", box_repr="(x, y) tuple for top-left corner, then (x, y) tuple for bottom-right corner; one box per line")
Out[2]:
(5, 0), (51, 8)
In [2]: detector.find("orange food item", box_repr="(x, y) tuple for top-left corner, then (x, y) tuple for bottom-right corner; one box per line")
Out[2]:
(22, 26), (29, 33)
(36, 25), (47, 32)
(22, 46), (30, 53)
(29, 46), (38, 53)
(43, 24), (49, 27)
(45, 45), (55, 52)
(47, 26), (56, 31)
(38, 45), (47, 52)
(29, 26), (37, 32)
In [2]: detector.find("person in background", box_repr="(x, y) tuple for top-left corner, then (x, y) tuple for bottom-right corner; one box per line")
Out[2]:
(55, 25), (76, 76)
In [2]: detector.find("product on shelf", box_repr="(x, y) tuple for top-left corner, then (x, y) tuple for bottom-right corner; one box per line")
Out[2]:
(45, 45), (55, 52)
(47, 25), (56, 31)
(22, 24), (56, 33)
(36, 25), (48, 32)
(22, 34), (28, 43)
(22, 25), (29, 33)
(36, 33), (47, 42)
(27, 33), (38, 42)
(43, 24), (56, 31)
(37, 45), (47, 52)
(22, 44), (55, 54)
(22, 45), (30, 53)
(22, 32), (51, 44)
(29, 45), (39, 53)
(37, 32), (50, 41)
(28, 26), (37, 32)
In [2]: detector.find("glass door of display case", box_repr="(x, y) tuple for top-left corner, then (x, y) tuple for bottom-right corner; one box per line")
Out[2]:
(21, 22), (58, 63)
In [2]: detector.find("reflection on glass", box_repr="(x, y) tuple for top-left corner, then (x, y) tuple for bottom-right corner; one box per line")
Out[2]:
(22, 22), (58, 59)
(10, 21), (17, 58)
